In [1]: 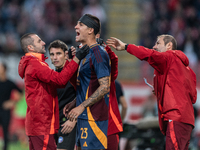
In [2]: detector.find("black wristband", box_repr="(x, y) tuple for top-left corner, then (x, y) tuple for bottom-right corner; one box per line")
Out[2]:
(125, 44), (129, 50)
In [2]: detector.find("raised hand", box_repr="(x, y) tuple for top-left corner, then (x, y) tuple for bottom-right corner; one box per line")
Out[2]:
(75, 44), (90, 61)
(106, 37), (126, 51)
(71, 46), (76, 57)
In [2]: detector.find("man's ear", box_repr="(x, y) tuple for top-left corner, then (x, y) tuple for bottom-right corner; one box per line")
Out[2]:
(27, 45), (34, 52)
(88, 28), (94, 35)
(64, 51), (68, 59)
(166, 42), (173, 50)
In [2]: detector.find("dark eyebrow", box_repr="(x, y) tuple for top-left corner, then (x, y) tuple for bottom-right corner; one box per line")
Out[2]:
(50, 51), (62, 55)
(79, 22), (84, 25)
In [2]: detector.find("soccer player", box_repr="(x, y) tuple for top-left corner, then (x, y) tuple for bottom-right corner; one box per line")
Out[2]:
(96, 36), (123, 150)
(18, 33), (89, 150)
(48, 40), (77, 150)
(106, 35), (197, 150)
(67, 14), (111, 150)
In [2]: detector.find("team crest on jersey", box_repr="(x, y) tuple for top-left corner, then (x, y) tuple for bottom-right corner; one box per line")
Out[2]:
(82, 58), (86, 65)
(58, 136), (64, 143)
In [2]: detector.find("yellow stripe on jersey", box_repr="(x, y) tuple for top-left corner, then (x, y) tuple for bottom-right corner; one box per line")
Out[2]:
(85, 87), (107, 149)
(87, 108), (107, 148)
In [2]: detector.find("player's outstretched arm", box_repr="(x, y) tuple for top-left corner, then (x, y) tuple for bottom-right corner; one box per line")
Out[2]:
(106, 37), (127, 51)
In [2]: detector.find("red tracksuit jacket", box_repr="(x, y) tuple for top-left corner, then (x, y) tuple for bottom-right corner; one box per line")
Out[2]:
(18, 52), (78, 136)
(105, 46), (123, 136)
(127, 44), (197, 135)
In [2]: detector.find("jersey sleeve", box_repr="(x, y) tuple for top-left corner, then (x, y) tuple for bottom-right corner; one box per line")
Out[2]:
(91, 47), (111, 79)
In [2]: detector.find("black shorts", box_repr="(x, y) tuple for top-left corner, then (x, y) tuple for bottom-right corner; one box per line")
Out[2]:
(56, 124), (77, 149)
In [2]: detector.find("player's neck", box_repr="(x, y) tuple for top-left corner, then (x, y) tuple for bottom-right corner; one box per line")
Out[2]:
(82, 38), (97, 47)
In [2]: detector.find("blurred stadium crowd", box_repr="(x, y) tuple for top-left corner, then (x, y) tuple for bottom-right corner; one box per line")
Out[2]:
(0, 0), (106, 55)
(0, 0), (106, 82)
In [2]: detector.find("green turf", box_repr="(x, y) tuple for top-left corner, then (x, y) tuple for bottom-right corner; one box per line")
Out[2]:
(0, 141), (28, 150)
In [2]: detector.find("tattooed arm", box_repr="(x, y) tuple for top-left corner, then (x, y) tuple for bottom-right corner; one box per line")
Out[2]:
(81, 76), (110, 107)
(67, 76), (110, 121)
